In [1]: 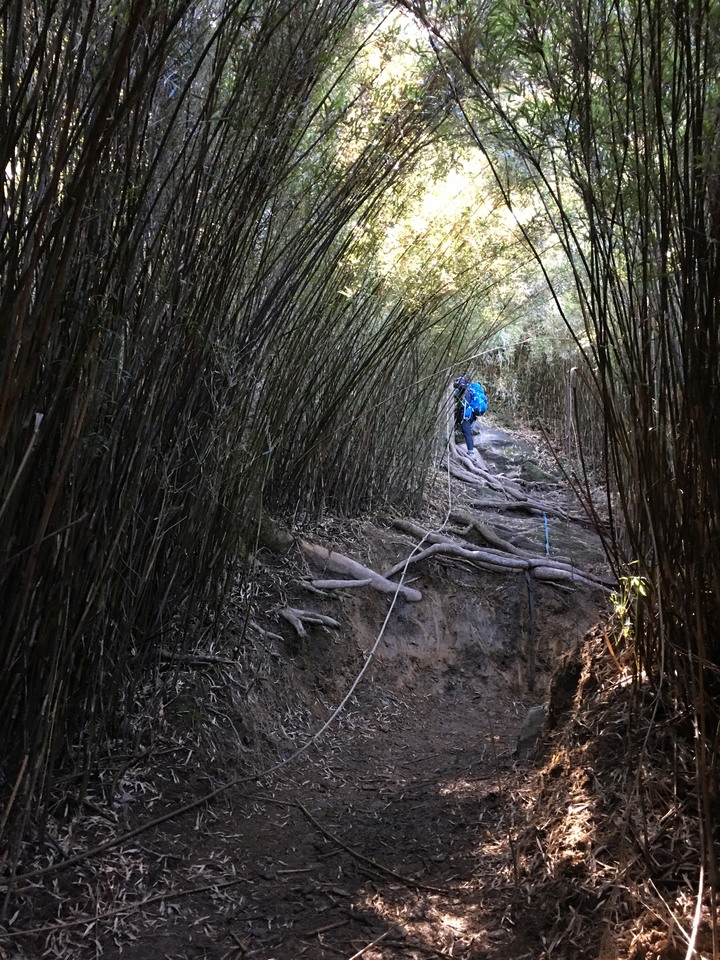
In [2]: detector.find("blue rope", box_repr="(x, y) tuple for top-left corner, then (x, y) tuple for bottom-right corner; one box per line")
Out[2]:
(543, 512), (550, 556)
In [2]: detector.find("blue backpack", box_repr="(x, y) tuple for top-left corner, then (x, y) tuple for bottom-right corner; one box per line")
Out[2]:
(465, 381), (487, 416)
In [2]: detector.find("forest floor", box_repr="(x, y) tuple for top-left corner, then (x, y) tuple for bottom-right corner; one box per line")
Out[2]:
(0, 419), (707, 960)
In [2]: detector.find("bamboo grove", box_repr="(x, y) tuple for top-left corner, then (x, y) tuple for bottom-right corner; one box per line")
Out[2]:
(4, 0), (719, 891)
(0, 0), (481, 853)
(403, 0), (720, 883)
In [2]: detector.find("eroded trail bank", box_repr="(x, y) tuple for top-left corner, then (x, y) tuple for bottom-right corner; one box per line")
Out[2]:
(0, 422), (611, 960)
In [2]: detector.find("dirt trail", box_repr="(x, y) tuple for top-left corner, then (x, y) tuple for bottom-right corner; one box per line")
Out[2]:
(0, 421), (611, 960)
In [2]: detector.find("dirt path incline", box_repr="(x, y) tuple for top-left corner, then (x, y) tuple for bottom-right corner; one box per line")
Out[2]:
(0, 421), (611, 960)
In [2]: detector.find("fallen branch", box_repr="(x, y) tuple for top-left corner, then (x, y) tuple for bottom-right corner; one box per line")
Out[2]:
(258, 795), (451, 894)
(347, 930), (390, 959)
(300, 539), (422, 601)
(302, 919), (349, 939)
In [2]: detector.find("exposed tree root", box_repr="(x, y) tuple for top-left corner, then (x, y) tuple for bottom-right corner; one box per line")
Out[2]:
(384, 538), (528, 575)
(300, 539), (423, 601)
(449, 508), (528, 556)
(450, 441), (594, 526)
(451, 441), (527, 497)
(310, 578), (373, 590)
(390, 517), (612, 590)
(248, 620), (285, 644)
(278, 606), (341, 637)
(469, 497), (592, 527)
(294, 441), (610, 609)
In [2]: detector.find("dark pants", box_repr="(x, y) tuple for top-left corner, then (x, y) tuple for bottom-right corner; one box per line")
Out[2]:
(460, 418), (474, 452)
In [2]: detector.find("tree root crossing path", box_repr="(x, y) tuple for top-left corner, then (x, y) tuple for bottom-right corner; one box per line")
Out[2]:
(0, 422), (612, 960)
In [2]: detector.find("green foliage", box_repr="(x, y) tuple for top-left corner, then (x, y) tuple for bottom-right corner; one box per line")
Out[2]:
(610, 571), (649, 645)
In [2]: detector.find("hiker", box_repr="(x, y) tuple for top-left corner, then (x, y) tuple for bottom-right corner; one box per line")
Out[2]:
(453, 375), (487, 456)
